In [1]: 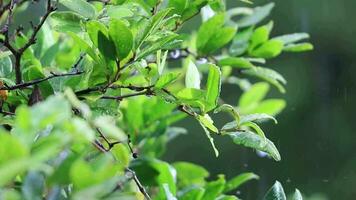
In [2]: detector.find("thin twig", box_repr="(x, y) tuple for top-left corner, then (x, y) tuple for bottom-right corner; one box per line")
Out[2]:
(0, 71), (84, 91)
(101, 90), (153, 101)
(0, 54), (85, 91)
(125, 168), (151, 200)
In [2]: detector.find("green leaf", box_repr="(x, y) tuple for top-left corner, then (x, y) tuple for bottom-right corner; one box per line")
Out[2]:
(24, 65), (54, 98)
(68, 32), (99, 62)
(86, 20), (116, 61)
(205, 64), (221, 111)
(242, 67), (286, 93)
(248, 26), (270, 52)
(292, 189), (303, 200)
(173, 162), (209, 187)
(263, 181), (286, 200)
(202, 26), (237, 54)
(168, 0), (188, 15)
(228, 131), (281, 161)
(283, 43), (314, 52)
(239, 82), (270, 109)
(198, 119), (219, 157)
(108, 19), (133, 60)
(240, 113), (277, 125)
(162, 183), (177, 200)
(196, 13), (225, 53)
(176, 88), (206, 101)
(155, 72), (180, 89)
(250, 40), (284, 58)
(185, 59), (201, 89)
(242, 121), (266, 140)
(251, 99), (286, 116)
(0, 54), (12, 77)
(179, 187), (205, 200)
(201, 175), (226, 200)
(0, 131), (29, 165)
(135, 8), (172, 49)
(106, 5), (134, 19)
(229, 27), (254, 56)
(59, 0), (96, 19)
(224, 172), (259, 193)
(237, 3), (275, 27)
(93, 116), (128, 141)
(214, 104), (240, 124)
(273, 33), (310, 45)
(218, 57), (254, 69)
(50, 11), (84, 33)
(197, 114), (218, 133)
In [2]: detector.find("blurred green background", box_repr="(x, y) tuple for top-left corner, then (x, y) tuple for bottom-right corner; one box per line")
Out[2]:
(165, 0), (356, 199)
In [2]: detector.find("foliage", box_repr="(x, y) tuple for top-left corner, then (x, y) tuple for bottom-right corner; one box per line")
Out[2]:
(0, 0), (312, 199)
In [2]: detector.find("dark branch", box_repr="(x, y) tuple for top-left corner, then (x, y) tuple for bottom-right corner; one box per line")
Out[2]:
(0, 71), (84, 91)
(125, 168), (151, 200)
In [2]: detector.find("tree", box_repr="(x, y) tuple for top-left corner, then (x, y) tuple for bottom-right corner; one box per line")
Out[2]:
(0, 0), (312, 199)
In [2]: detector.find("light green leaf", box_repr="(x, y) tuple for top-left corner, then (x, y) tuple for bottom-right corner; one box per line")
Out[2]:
(50, 11), (84, 33)
(93, 116), (127, 141)
(185, 59), (201, 89)
(155, 72), (180, 89)
(108, 19), (133, 60)
(283, 43), (314, 52)
(251, 99), (286, 116)
(176, 88), (206, 101)
(218, 57), (254, 69)
(179, 187), (205, 200)
(263, 181), (286, 200)
(59, 0), (96, 19)
(106, 5), (134, 19)
(237, 3), (275, 27)
(202, 26), (237, 54)
(248, 26), (269, 52)
(0, 132), (29, 165)
(250, 40), (284, 58)
(201, 175), (226, 200)
(173, 162), (209, 187)
(197, 114), (218, 133)
(229, 131), (281, 161)
(224, 172), (259, 193)
(205, 64), (221, 111)
(196, 13), (225, 53)
(239, 82), (270, 109)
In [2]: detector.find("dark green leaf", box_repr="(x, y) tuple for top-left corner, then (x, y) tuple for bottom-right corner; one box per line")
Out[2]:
(108, 19), (133, 60)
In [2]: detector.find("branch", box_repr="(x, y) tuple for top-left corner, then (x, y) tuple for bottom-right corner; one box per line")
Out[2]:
(0, 71), (84, 91)
(0, 0), (56, 84)
(101, 90), (153, 101)
(125, 168), (151, 200)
